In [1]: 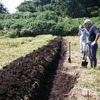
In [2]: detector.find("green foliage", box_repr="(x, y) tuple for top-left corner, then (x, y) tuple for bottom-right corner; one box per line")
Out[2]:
(17, 1), (36, 13)
(14, 0), (100, 18)
(30, 20), (55, 35)
(10, 23), (22, 30)
(1, 0), (100, 37)
(1, 12), (100, 37)
(20, 28), (33, 37)
(35, 11), (60, 22)
(6, 30), (18, 38)
(0, 3), (8, 13)
(87, 6), (100, 17)
(0, 30), (18, 38)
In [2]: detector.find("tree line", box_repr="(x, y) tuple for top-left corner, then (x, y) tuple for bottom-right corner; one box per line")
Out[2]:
(0, 0), (100, 38)
(17, 0), (100, 18)
(1, 0), (100, 17)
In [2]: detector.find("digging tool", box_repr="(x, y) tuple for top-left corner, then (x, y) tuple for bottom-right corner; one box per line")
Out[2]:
(81, 44), (88, 67)
(68, 42), (71, 63)
(81, 59), (88, 67)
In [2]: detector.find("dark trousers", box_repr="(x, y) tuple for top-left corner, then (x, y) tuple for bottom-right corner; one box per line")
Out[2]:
(87, 41), (98, 67)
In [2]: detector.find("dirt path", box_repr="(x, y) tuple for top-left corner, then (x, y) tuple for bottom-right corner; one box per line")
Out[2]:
(62, 37), (100, 100)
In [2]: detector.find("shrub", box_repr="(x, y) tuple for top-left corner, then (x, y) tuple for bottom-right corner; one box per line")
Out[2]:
(6, 30), (18, 38)
(36, 10), (60, 22)
(20, 28), (33, 37)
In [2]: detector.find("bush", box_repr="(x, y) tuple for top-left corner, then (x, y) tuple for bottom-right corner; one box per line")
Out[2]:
(36, 10), (61, 22)
(20, 28), (33, 37)
(1, 10), (100, 37)
(10, 23), (23, 30)
(6, 30), (18, 38)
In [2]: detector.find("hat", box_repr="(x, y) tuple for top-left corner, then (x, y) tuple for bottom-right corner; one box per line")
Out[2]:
(83, 19), (92, 24)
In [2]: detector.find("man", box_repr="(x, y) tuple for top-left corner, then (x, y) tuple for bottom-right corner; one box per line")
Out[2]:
(84, 19), (100, 68)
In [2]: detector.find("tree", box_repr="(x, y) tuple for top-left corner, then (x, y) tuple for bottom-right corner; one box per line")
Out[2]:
(0, 3), (8, 13)
(17, 1), (36, 13)
(32, 0), (51, 5)
(12, 0), (100, 17)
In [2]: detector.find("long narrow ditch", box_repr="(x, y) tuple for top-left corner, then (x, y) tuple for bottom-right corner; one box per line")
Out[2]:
(0, 37), (78, 100)
(31, 48), (61, 100)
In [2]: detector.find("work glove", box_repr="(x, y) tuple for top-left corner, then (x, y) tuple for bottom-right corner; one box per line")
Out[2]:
(91, 41), (96, 46)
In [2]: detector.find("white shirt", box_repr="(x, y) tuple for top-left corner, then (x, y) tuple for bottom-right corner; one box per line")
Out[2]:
(80, 28), (88, 42)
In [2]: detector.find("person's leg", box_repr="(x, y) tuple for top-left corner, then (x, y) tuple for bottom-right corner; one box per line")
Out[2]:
(82, 41), (86, 60)
(80, 41), (83, 53)
(91, 43), (98, 68)
(87, 42), (93, 67)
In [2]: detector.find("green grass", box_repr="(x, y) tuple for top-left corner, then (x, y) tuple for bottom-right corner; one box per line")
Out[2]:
(0, 35), (56, 68)
(75, 68), (100, 92)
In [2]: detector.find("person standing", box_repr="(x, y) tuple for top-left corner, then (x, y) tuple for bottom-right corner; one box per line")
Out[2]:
(83, 19), (100, 68)
(78, 25), (88, 60)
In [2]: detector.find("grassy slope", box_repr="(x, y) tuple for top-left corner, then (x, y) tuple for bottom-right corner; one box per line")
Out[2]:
(64, 36), (100, 92)
(0, 35), (56, 68)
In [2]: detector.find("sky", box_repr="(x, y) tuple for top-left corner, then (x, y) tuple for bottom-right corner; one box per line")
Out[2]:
(1, 0), (24, 13)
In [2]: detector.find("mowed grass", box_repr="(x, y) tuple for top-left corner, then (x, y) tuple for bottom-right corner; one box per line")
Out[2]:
(64, 36), (100, 92)
(0, 35), (56, 68)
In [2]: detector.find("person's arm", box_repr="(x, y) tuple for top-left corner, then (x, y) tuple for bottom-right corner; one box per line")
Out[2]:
(95, 33), (100, 42)
(78, 30), (81, 36)
(91, 26), (100, 45)
(91, 33), (100, 45)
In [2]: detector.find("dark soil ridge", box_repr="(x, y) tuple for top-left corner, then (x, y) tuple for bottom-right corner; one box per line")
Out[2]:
(0, 37), (78, 100)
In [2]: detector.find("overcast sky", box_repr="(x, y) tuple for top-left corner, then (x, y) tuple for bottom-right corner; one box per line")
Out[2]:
(1, 0), (24, 13)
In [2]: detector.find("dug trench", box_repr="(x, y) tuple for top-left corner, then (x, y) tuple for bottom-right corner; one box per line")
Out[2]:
(0, 37), (79, 100)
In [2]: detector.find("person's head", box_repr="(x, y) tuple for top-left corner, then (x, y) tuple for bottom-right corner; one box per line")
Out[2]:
(83, 19), (92, 29)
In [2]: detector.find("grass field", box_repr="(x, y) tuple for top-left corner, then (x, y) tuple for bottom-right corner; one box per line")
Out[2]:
(0, 35), (56, 68)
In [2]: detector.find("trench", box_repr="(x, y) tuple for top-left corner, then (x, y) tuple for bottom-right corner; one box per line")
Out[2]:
(30, 41), (78, 100)
(30, 44), (61, 100)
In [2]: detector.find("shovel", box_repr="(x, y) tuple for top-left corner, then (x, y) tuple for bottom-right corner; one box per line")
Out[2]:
(68, 42), (71, 63)
(81, 60), (88, 67)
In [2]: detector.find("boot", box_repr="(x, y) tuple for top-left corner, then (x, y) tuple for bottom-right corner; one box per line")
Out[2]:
(94, 60), (97, 68)
(90, 59), (93, 68)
